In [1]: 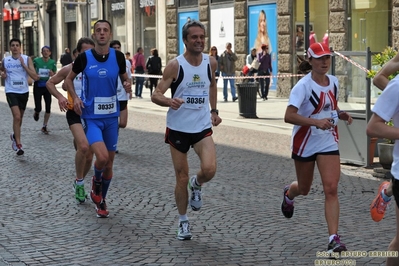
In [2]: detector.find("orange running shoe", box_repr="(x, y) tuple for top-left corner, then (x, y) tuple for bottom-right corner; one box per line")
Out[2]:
(370, 181), (391, 222)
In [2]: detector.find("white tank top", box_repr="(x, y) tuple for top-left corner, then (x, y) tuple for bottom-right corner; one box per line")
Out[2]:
(4, 55), (29, 94)
(117, 59), (132, 101)
(166, 54), (212, 133)
(67, 73), (83, 110)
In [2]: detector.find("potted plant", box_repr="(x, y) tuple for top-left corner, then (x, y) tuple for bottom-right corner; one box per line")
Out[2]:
(367, 47), (398, 169)
(377, 120), (395, 169)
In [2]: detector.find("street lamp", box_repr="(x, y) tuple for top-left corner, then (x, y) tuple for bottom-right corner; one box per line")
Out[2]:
(4, 0), (20, 38)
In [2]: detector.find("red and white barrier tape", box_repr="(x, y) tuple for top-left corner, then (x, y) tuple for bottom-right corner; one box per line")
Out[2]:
(333, 51), (370, 74)
(132, 73), (305, 79)
(132, 52), (371, 79)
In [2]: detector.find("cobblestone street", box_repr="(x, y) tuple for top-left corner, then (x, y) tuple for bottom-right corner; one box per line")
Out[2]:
(0, 87), (393, 265)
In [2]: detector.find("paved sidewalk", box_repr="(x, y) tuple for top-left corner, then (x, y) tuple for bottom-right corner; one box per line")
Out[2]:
(0, 85), (391, 265)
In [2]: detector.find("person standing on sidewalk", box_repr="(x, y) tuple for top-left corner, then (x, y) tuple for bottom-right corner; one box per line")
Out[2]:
(33, 45), (57, 134)
(46, 37), (95, 204)
(257, 43), (272, 100)
(281, 42), (352, 254)
(64, 20), (132, 218)
(219, 42), (238, 102)
(133, 47), (146, 98)
(1, 38), (39, 155)
(60, 48), (73, 67)
(151, 20), (222, 240)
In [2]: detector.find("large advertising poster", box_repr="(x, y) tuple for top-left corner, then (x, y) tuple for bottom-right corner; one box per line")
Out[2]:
(248, 4), (277, 90)
(178, 11), (199, 55)
(210, 7), (235, 87)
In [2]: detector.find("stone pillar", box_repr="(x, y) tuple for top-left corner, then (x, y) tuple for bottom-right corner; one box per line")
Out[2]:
(234, 0), (247, 76)
(199, 0), (210, 51)
(165, 4), (178, 62)
(276, 0), (293, 98)
(329, 0), (348, 102)
(392, 0), (399, 48)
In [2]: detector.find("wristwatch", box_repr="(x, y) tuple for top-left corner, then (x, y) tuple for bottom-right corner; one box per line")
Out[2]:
(210, 109), (219, 115)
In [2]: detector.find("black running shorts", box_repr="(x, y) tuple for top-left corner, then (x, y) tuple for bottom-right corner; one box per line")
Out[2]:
(66, 109), (82, 126)
(6, 92), (29, 110)
(391, 174), (399, 209)
(292, 150), (340, 162)
(119, 100), (127, 111)
(165, 127), (213, 153)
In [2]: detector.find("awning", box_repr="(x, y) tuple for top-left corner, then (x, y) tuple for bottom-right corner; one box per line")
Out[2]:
(23, 20), (33, 27)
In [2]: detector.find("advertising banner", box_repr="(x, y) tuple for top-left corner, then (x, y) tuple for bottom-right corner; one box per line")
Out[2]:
(178, 11), (199, 55)
(210, 6), (234, 88)
(248, 4), (277, 90)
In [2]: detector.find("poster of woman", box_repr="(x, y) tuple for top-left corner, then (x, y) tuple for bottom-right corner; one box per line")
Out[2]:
(178, 11), (199, 54)
(248, 4), (277, 90)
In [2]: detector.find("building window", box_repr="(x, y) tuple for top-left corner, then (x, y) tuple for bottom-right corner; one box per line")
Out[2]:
(211, 0), (230, 3)
(179, 0), (198, 7)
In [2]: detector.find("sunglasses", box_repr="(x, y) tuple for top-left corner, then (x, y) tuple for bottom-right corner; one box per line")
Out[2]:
(211, 48), (217, 50)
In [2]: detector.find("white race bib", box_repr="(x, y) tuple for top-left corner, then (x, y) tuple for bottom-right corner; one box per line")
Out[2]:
(11, 79), (25, 88)
(38, 68), (50, 78)
(182, 88), (208, 110)
(94, 96), (117, 115)
(310, 110), (338, 135)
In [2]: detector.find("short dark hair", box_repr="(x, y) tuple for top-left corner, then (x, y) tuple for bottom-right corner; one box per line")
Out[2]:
(110, 40), (121, 48)
(93, 19), (112, 31)
(76, 37), (95, 53)
(9, 38), (21, 47)
(182, 20), (205, 41)
(137, 47), (142, 53)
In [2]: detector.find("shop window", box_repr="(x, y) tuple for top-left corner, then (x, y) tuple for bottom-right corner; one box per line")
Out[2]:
(179, 0), (197, 7)
(211, 0), (230, 3)
(350, 0), (391, 52)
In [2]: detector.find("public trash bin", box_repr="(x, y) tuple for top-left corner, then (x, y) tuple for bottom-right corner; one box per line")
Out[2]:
(237, 82), (258, 118)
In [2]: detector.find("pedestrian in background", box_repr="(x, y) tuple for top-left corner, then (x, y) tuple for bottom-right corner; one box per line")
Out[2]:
(219, 42), (238, 102)
(133, 47), (146, 98)
(246, 47), (258, 82)
(33, 45), (57, 134)
(257, 43), (272, 100)
(60, 47), (73, 67)
(282, 42), (352, 254)
(146, 48), (162, 96)
(209, 46), (220, 83)
(151, 20), (222, 240)
(1, 38), (39, 155)
(125, 51), (133, 74)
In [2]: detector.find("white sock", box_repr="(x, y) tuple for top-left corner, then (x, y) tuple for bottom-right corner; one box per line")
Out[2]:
(329, 234), (337, 243)
(179, 215), (188, 222)
(381, 189), (392, 202)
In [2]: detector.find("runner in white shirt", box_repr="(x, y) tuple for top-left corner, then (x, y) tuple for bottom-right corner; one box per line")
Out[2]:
(281, 42), (352, 254)
(151, 20), (222, 240)
(0, 38), (39, 155)
(367, 67), (399, 266)
(110, 40), (132, 153)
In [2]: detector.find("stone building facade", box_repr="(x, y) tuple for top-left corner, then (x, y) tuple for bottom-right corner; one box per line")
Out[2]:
(164, 0), (396, 99)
